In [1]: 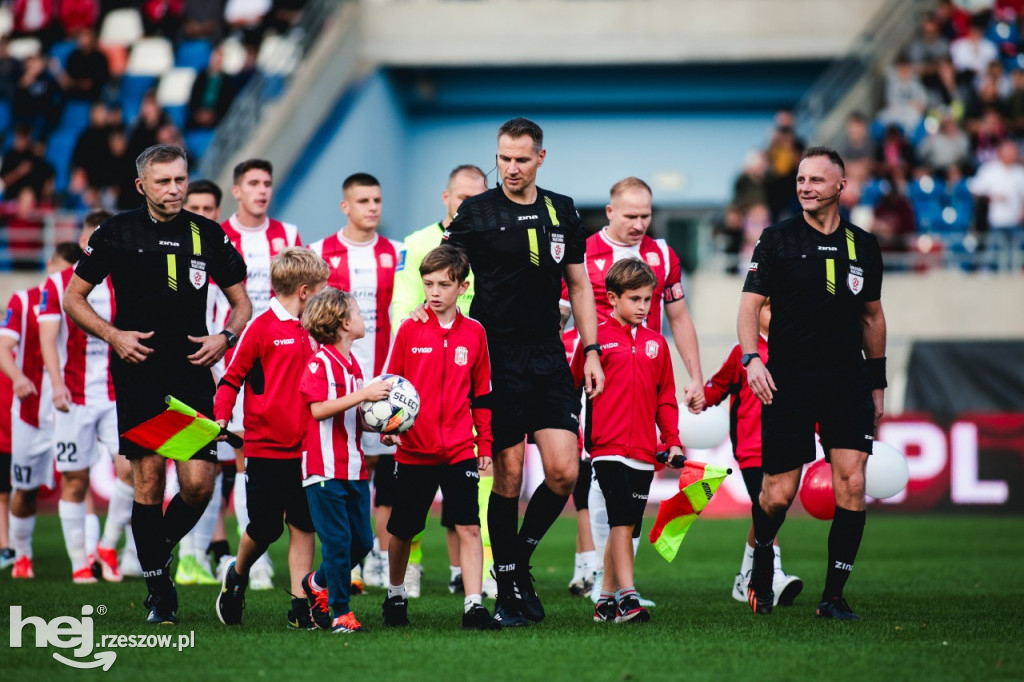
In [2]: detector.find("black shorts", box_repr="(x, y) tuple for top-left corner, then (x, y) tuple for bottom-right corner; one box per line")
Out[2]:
(370, 454), (397, 507)
(112, 359), (218, 462)
(387, 459), (480, 540)
(244, 457), (314, 545)
(0, 452), (11, 494)
(761, 367), (875, 475)
(593, 459), (654, 529)
(484, 337), (581, 451)
(572, 458), (592, 511)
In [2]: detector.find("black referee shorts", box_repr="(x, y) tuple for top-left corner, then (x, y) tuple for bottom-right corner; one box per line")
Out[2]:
(112, 358), (218, 462)
(484, 337), (581, 452)
(244, 457), (314, 545)
(387, 459), (480, 540)
(761, 366), (875, 475)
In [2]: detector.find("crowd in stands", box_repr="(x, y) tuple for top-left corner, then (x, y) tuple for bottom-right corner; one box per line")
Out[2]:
(719, 0), (1024, 272)
(0, 0), (306, 269)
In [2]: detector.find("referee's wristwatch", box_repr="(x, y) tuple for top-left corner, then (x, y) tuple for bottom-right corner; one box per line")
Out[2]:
(220, 330), (239, 349)
(583, 344), (602, 357)
(740, 352), (760, 367)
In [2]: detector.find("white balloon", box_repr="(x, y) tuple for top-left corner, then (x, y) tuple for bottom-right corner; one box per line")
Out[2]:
(865, 441), (909, 499)
(679, 404), (729, 449)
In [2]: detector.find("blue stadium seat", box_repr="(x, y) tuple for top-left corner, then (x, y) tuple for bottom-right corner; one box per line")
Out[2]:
(49, 40), (77, 70)
(164, 104), (187, 130)
(57, 99), (92, 137)
(184, 128), (215, 159)
(119, 74), (158, 125)
(0, 98), (10, 134)
(176, 39), (213, 72)
(860, 178), (888, 207)
(44, 129), (78, 194)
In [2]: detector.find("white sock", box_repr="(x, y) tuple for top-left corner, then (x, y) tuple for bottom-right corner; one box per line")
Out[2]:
(85, 513), (100, 556)
(100, 479), (134, 550)
(588, 477), (609, 552)
(450, 565), (462, 581)
(10, 513), (36, 558)
(464, 593), (482, 612)
(773, 544), (783, 575)
(123, 525), (138, 558)
(740, 542), (755, 575)
(581, 549), (597, 575)
(190, 472), (221, 559)
(234, 473), (249, 537)
(572, 551), (585, 580)
(372, 536), (382, 554)
(632, 537), (640, 558)
(388, 583), (407, 599)
(59, 500), (88, 571)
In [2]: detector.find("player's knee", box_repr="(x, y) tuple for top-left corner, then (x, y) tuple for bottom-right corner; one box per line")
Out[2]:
(833, 470), (866, 503)
(455, 524), (480, 542)
(180, 482), (214, 509)
(546, 469), (577, 497)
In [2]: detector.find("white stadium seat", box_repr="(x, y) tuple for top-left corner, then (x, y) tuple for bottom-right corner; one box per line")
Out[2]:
(156, 67), (197, 107)
(220, 36), (249, 76)
(0, 6), (12, 38)
(6, 36), (41, 59)
(99, 8), (144, 47)
(126, 37), (175, 77)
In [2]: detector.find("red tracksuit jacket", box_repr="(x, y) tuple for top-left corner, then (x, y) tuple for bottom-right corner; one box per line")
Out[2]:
(214, 298), (315, 459)
(570, 318), (681, 464)
(385, 308), (493, 465)
(702, 335), (768, 470)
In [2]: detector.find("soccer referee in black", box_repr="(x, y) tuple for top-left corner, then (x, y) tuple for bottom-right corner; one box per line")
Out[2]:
(64, 144), (251, 624)
(443, 117), (604, 628)
(738, 146), (887, 620)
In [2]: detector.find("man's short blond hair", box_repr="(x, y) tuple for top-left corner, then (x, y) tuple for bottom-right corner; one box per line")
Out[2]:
(302, 287), (354, 345)
(609, 176), (652, 201)
(271, 247), (330, 297)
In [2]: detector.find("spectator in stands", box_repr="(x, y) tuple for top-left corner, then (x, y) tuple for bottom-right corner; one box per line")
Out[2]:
(872, 175), (917, 260)
(108, 125), (140, 210)
(918, 109), (971, 171)
(908, 13), (951, 103)
(70, 102), (115, 207)
(1006, 69), (1024, 136)
(969, 138), (1024, 265)
(141, 0), (185, 38)
(60, 27), (110, 102)
(714, 205), (745, 274)
(935, 0), (971, 42)
(126, 91), (172, 163)
(0, 126), (55, 202)
(950, 15), (999, 89)
(11, 0), (64, 47)
(875, 124), (915, 181)
(731, 150), (768, 213)
(12, 54), (62, 141)
(969, 106), (1009, 167)
(263, 0), (305, 35)
(183, 0), (226, 40)
(59, 0), (100, 36)
(837, 111), (876, 186)
(188, 47), (234, 129)
(0, 37), (24, 101)
(2, 186), (51, 270)
(740, 203), (770, 266)
(879, 53), (930, 135)
(764, 125), (801, 222)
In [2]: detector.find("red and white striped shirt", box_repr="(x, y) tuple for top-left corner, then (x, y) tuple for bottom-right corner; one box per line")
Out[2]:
(300, 344), (367, 482)
(214, 298), (315, 459)
(1, 287), (47, 427)
(307, 231), (400, 378)
(560, 229), (684, 334)
(39, 269), (116, 405)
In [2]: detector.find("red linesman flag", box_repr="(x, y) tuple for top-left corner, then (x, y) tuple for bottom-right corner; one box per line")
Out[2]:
(121, 396), (242, 461)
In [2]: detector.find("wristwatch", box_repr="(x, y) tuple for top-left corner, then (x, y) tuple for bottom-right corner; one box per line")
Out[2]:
(583, 344), (602, 357)
(740, 352), (760, 367)
(220, 330), (239, 349)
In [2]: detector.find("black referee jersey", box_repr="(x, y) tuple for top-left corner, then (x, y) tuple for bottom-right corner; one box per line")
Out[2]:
(442, 186), (586, 343)
(742, 214), (883, 373)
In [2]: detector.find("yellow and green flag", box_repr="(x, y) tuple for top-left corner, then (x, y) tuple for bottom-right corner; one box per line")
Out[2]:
(120, 396), (238, 461)
(649, 460), (731, 562)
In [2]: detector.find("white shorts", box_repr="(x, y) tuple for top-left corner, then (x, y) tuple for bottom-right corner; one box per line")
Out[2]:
(11, 417), (54, 491)
(54, 401), (119, 473)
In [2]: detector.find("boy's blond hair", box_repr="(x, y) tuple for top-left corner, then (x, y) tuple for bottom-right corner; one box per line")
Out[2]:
(302, 287), (354, 345)
(271, 247), (330, 296)
(605, 257), (657, 296)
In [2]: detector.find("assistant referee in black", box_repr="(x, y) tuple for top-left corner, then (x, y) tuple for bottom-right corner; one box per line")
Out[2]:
(442, 117), (604, 628)
(64, 144), (251, 624)
(738, 146), (887, 621)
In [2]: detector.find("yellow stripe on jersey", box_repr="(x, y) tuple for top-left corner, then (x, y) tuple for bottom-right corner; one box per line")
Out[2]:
(826, 258), (835, 294)
(544, 196), (559, 228)
(190, 222), (202, 255)
(167, 254), (178, 291)
(528, 228), (540, 266)
(845, 227), (856, 260)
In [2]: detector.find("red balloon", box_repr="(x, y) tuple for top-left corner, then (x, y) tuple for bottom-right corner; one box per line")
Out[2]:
(799, 459), (836, 520)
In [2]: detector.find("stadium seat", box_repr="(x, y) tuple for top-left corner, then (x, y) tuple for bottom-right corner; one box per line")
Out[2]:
(0, 99), (10, 134)
(220, 37), (249, 76)
(164, 105), (188, 130)
(176, 40), (213, 72)
(185, 129), (216, 159)
(49, 40), (78, 70)
(57, 100), (93, 138)
(100, 44), (129, 78)
(120, 74), (159, 124)
(44, 129), (79, 194)
(257, 35), (299, 76)
(0, 6), (11, 37)
(126, 37), (175, 77)
(157, 68), (197, 106)
(99, 8), (144, 47)
(7, 37), (42, 59)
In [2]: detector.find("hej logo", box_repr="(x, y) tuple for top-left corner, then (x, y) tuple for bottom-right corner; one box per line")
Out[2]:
(10, 605), (116, 670)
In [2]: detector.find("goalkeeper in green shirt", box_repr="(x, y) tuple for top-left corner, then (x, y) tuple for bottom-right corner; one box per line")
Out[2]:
(391, 164), (494, 597)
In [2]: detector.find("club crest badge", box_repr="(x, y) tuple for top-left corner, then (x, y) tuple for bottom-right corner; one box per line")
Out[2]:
(454, 346), (468, 366)
(646, 340), (659, 359)
(847, 264), (864, 295)
(645, 251), (661, 267)
(189, 267), (207, 290)
(271, 237), (285, 253)
(380, 253), (394, 269)
(550, 232), (565, 263)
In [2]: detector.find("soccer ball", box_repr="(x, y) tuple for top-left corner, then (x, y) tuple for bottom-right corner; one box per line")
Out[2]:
(359, 374), (420, 434)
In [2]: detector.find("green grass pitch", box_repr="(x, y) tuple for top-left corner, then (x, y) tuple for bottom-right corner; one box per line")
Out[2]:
(3, 514), (1022, 681)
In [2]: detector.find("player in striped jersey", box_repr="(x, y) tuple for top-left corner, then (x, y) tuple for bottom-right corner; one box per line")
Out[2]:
(40, 211), (136, 583)
(0, 243), (80, 579)
(308, 173), (402, 591)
